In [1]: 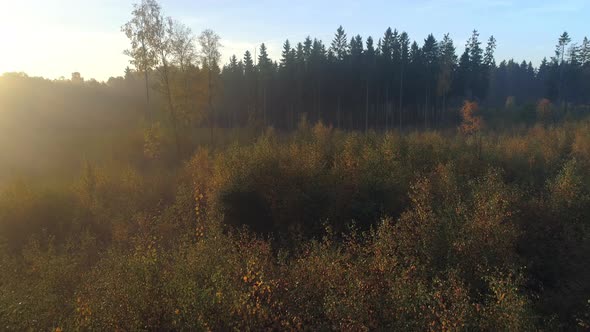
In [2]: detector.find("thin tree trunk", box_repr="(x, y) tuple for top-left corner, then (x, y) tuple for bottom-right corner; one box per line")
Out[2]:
(320, 82), (322, 124)
(162, 62), (181, 158)
(424, 91), (428, 129)
(263, 86), (267, 127)
(140, 39), (151, 123)
(208, 67), (213, 142)
(317, 81), (321, 124)
(337, 96), (341, 129)
(560, 53), (567, 112)
(290, 103), (294, 130)
(399, 64), (404, 131)
(144, 70), (151, 122)
(442, 93), (447, 126)
(385, 86), (389, 132)
(365, 81), (369, 134)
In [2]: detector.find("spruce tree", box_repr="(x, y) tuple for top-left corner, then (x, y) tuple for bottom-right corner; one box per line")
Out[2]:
(243, 50), (256, 118)
(365, 36), (376, 58)
(457, 48), (471, 97)
(258, 43), (273, 125)
(567, 43), (580, 65)
(350, 35), (364, 61)
(555, 32), (572, 105)
(229, 55), (239, 70)
(303, 36), (313, 64)
(380, 28), (395, 60)
(468, 30), (483, 67)
(280, 40), (295, 69)
(466, 30), (485, 99)
(258, 43), (272, 71)
(484, 36), (497, 68)
(438, 33), (457, 116)
(555, 31), (572, 64)
(482, 35), (497, 100)
(398, 32), (410, 129)
(422, 34), (439, 125)
(331, 26), (349, 61)
(244, 50), (254, 72)
(580, 37), (590, 66)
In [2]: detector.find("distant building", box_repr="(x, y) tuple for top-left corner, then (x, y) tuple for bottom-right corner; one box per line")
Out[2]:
(71, 72), (84, 83)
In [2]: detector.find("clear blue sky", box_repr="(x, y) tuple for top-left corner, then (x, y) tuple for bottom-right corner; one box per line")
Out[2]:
(1, 0), (588, 81)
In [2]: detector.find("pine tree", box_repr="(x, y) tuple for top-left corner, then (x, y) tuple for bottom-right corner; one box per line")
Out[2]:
(567, 43), (580, 65)
(280, 40), (295, 69)
(365, 37), (376, 58)
(437, 33), (456, 120)
(223, 55), (243, 127)
(257, 43), (273, 125)
(278, 40), (296, 128)
(331, 26), (349, 61)
(310, 39), (327, 122)
(364, 36), (377, 132)
(398, 32), (410, 129)
(537, 57), (558, 100)
(343, 34), (363, 128)
(580, 37), (590, 66)
(295, 42), (305, 64)
(468, 30), (483, 67)
(391, 29), (401, 63)
(303, 36), (313, 64)
(244, 50), (254, 71)
(258, 43), (272, 72)
(294, 42), (305, 122)
(399, 32), (410, 62)
(229, 54), (239, 70)
(422, 34), (439, 65)
(378, 28), (397, 129)
(350, 35), (363, 61)
(380, 27), (395, 60)
(456, 48), (471, 98)
(242, 50), (255, 119)
(555, 32), (572, 105)
(410, 42), (422, 65)
(467, 30), (485, 99)
(484, 36), (497, 68)
(482, 35), (497, 101)
(555, 31), (571, 64)
(422, 34), (439, 126)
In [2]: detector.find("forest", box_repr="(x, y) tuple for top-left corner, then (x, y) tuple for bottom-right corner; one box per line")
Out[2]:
(1, 0), (590, 330)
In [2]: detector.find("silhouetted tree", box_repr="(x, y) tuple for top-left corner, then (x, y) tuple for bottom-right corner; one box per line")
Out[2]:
(204, 27), (590, 130)
(122, 0), (162, 121)
(437, 33), (456, 122)
(198, 29), (221, 134)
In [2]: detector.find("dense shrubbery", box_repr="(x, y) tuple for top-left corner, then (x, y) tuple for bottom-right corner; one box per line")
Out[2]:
(1, 117), (590, 330)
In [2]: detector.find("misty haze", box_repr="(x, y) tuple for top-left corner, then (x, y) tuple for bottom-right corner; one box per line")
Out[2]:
(1, 1), (590, 330)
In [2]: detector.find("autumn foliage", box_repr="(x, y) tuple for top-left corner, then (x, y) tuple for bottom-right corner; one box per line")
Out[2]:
(1, 106), (590, 329)
(459, 100), (483, 136)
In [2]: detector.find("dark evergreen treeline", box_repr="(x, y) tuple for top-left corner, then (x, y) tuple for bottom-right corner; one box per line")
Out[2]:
(217, 28), (590, 130)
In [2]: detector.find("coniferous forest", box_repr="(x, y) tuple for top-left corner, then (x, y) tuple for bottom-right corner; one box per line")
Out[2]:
(1, 0), (590, 330)
(217, 28), (590, 132)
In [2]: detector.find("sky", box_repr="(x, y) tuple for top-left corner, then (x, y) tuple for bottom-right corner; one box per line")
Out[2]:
(0, 0), (588, 82)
